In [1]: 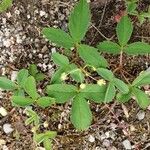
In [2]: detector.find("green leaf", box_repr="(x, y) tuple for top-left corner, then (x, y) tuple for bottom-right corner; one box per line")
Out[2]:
(127, 2), (137, 13)
(114, 78), (129, 94)
(43, 139), (52, 150)
(124, 42), (150, 55)
(14, 89), (24, 96)
(132, 71), (150, 87)
(24, 76), (39, 99)
(70, 95), (92, 130)
(52, 52), (69, 67)
(117, 92), (132, 103)
(69, 0), (90, 43)
(68, 64), (85, 83)
(25, 108), (40, 126)
(97, 68), (114, 81)
(140, 12), (150, 18)
(50, 67), (65, 84)
(12, 96), (34, 107)
(138, 15), (146, 25)
(17, 69), (29, 87)
(29, 64), (38, 77)
(104, 82), (116, 103)
(35, 73), (45, 82)
(97, 41), (121, 54)
(132, 88), (150, 109)
(36, 97), (55, 108)
(0, 77), (17, 90)
(78, 44), (108, 68)
(34, 131), (57, 144)
(42, 28), (74, 49)
(80, 84), (107, 103)
(116, 15), (133, 46)
(0, 0), (12, 13)
(46, 84), (77, 103)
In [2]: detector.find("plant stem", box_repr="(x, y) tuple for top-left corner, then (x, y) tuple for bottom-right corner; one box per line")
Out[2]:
(119, 50), (123, 68)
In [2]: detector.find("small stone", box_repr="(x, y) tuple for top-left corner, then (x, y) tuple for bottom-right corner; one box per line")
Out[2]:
(58, 124), (62, 130)
(0, 107), (7, 116)
(3, 124), (14, 134)
(137, 110), (145, 121)
(35, 147), (45, 150)
(11, 71), (18, 82)
(88, 135), (95, 143)
(40, 10), (46, 17)
(3, 39), (11, 47)
(122, 139), (132, 150)
(51, 47), (56, 53)
(43, 121), (49, 128)
(0, 139), (6, 146)
(102, 139), (110, 147)
(2, 145), (9, 150)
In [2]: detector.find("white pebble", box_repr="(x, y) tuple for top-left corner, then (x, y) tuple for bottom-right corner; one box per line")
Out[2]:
(51, 47), (56, 53)
(122, 139), (132, 150)
(40, 10), (46, 17)
(0, 139), (6, 146)
(3, 124), (14, 134)
(88, 135), (95, 143)
(2, 145), (9, 150)
(137, 110), (145, 121)
(11, 71), (18, 82)
(3, 39), (11, 47)
(102, 139), (110, 147)
(0, 107), (7, 116)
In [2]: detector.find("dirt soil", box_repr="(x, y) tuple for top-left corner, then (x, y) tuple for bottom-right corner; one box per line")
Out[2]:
(0, 0), (150, 150)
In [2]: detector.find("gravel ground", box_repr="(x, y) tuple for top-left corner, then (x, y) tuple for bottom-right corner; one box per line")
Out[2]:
(0, 0), (150, 150)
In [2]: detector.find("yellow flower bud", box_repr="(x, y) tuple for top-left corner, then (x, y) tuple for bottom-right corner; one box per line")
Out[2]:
(97, 79), (106, 86)
(80, 83), (86, 89)
(60, 72), (67, 81)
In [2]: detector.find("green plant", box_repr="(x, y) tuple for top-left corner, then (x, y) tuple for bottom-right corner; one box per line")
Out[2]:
(0, 0), (12, 12)
(0, 69), (55, 108)
(125, 0), (150, 24)
(42, 0), (150, 131)
(25, 108), (57, 150)
(0, 0), (150, 139)
(28, 64), (45, 82)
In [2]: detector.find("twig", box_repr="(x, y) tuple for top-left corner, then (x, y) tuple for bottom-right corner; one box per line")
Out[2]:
(90, 0), (108, 44)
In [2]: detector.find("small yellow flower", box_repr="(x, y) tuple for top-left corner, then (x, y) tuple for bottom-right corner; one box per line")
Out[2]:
(31, 127), (37, 133)
(80, 83), (86, 89)
(60, 72), (67, 81)
(97, 79), (106, 86)
(92, 67), (96, 71)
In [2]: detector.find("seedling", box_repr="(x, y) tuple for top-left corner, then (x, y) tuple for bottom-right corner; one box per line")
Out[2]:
(0, 69), (55, 108)
(125, 0), (150, 24)
(25, 108), (57, 150)
(98, 15), (150, 68)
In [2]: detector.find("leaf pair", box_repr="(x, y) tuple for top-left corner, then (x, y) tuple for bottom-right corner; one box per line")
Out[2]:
(97, 68), (129, 103)
(34, 131), (57, 150)
(98, 15), (150, 55)
(42, 0), (90, 49)
(117, 70), (150, 109)
(13, 76), (55, 108)
(46, 83), (106, 130)
(51, 53), (85, 83)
